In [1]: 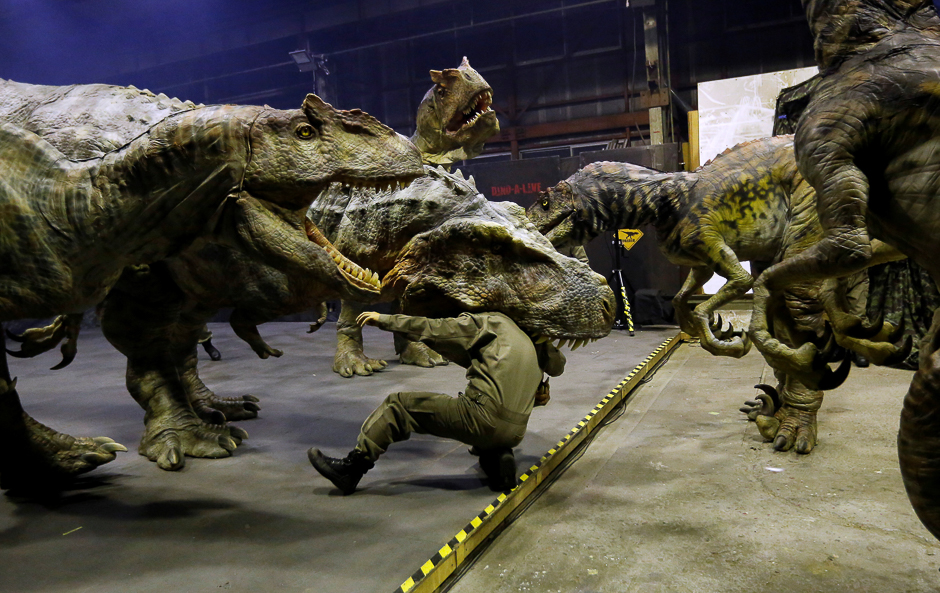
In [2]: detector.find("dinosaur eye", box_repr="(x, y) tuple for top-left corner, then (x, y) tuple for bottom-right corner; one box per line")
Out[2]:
(541, 199), (550, 210)
(296, 124), (316, 139)
(492, 243), (504, 255)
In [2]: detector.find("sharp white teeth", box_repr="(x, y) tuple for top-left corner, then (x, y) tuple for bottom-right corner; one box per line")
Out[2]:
(535, 335), (549, 344)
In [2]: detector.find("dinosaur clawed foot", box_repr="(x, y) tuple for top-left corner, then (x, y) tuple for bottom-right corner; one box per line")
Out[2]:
(140, 418), (246, 471)
(756, 405), (819, 454)
(333, 349), (388, 378)
(5, 314), (82, 370)
(740, 384), (782, 420)
(192, 394), (261, 423)
(0, 379), (127, 492)
(398, 341), (449, 368)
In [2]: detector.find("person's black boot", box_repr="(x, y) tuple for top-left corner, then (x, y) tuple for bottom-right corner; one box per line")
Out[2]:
(478, 448), (518, 492)
(307, 448), (374, 495)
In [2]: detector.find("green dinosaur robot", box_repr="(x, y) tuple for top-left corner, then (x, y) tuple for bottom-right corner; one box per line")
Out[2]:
(309, 165), (616, 348)
(193, 56), (498, 374)
(105, 162), (614, 471)
(741, 0), (940, 539)
(0, 80), (423, 485)
(322, 57), (500, 376)
(526, 139), (903, 454)
(412, 56), (498, 170)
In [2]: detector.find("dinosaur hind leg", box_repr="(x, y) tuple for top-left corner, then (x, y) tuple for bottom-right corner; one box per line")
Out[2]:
(0, 323), (126, 493)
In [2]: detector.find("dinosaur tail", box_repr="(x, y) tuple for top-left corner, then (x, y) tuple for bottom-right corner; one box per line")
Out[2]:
(898, 350), (940, 541)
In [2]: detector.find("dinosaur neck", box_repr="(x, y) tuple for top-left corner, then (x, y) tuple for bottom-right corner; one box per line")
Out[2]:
(80, 105), (255, 263)
(410, 128), (467, 170)
(575, 164), (691, 240)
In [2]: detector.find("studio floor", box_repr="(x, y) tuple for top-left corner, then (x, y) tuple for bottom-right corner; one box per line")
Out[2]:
(1, 321), (937, 592)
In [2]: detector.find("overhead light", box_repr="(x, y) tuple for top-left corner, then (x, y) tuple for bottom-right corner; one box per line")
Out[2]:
(290, 50), (312, 66)
(290, 49), (328, 74)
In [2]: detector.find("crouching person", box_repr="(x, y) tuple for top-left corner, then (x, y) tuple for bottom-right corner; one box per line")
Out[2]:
(308, 310), (565, 494)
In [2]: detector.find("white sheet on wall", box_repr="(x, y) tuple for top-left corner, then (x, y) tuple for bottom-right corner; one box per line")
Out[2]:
(696, 66), (818, 294)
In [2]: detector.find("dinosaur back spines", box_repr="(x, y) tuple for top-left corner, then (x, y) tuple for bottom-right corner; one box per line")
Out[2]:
(697, 135), (795, 171)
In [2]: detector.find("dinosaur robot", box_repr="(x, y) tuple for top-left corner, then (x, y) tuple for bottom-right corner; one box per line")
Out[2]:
(742, 0), (940, 540)
(0, 80), (423, 483)
(527, 140), (903, 454)
(318, 57), (500, 377)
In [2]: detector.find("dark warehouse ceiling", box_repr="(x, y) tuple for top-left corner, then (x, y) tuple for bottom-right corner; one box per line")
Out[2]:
(0, 0), (816, 152)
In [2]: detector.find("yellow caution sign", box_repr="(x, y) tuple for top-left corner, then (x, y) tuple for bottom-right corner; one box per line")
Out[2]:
(617, 228), (643, 250)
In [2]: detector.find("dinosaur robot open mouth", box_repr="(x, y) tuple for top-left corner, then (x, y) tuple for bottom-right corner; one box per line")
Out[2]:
(445, 89), (494, 136)
(303, 173), (422, 294)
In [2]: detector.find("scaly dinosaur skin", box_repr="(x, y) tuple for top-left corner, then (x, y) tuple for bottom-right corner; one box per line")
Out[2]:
(309, 167), (616, 371)
(326, 58), (499, 376)
(0, 80), (423, 481)
(181, 58), (498, 376)
(411, 56), (499, 170)
(740, 0), (940, 539)
(528, 144), (796, 358)
(526, 141), (904, 453)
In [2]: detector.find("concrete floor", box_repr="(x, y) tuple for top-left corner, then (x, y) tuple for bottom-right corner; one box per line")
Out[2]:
(449, 341), (940, 593)
(0, 321), (670, 593)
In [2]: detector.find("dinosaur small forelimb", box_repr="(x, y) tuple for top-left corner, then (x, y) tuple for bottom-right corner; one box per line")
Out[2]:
(201, 339), (222, 361)
(229, 311), (282, 359)
(813, 322), (845, 362)
(5, 314), (83, 370)
(708, 313), (724, 334)
(749, 285), (849, 389)
(307, 303), (329, 334)
(696, 311), (751, 358)
(833, 320), (914, 367)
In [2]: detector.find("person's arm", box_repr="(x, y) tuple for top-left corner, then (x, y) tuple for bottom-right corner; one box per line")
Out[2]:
(538, 341), (566, 377)
(361, 312), (481, 345)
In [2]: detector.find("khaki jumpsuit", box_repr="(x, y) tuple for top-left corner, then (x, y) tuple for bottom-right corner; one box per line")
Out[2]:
(355, 312), (566, 462)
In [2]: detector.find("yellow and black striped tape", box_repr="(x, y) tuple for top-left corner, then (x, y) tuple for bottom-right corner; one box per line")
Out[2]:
(395, 334), (682, 593)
